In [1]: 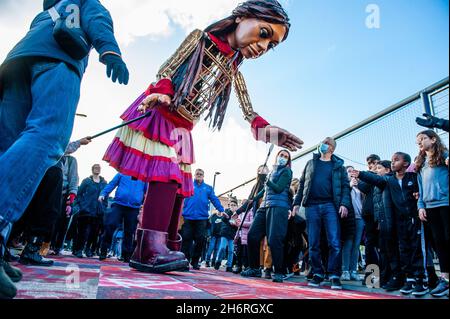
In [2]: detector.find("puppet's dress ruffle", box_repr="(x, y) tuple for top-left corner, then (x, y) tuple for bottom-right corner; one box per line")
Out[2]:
(103, 86), (195, 198)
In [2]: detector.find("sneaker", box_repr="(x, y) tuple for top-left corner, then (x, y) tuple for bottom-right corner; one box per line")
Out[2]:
(331, 278), (343, 290)
(241, 268), (262, 278)
(400, 279), (415, 295)
(350, 271), (360, 281)
(283, 272), (295, 281)
(272, 273), (283, 283)
(308, 275), (324, 287)
(225, 267), (233, 272)
(306, 271), (314, 281)
(74, 250), (84, 258)
(412, 280), (429, 297)
(341, 271), (351, 281)
(430, 278), (449, 298)
(213, 262), (220, 270)
(233, 267), (242, 274)
(205, 261), (211, 268)
(264, 268), (272, 279)
(384, 277), (403, 292)
(192, 264), (201, 270)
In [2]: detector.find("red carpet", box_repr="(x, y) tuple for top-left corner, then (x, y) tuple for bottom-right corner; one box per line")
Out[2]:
(12, 255), (407, 299)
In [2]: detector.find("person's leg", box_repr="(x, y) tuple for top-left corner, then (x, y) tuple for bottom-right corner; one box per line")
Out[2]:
(19, 166), (62, 265)
(74, 215), (90, 256)
(363, 214), (380, 270)
(246, 209), (267, 269)
(100, 204), (122, 259)
(242, 244), (249, 269)
(306, 205), (324, 278)
(215, 237), (227, 269)
(192, 220), (207, 267)
(181, 220), (194, 262)
(341, 238), (352, 274)
(167, 194), (185, 249)
(0, 59), (80, 240)
(266, 207), (289, 276)
(322, 203), (342, 280)
(51, 193), (70, 253)
(122, 207), (139, 261)
(350, 218), (365, 274)
(226, 239), (234, 269)
(205, 236), (217, 263)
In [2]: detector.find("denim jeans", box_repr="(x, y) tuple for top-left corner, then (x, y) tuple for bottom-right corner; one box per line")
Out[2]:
(205, 235), (220, 263)
(342, 218), (365, 272)
(0, 58), (80, 239)
(216, 237), (234, 268)
(306, 202), (342, 278)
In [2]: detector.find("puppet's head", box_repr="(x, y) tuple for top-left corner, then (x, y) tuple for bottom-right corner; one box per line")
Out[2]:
(206, 0), (291, 59)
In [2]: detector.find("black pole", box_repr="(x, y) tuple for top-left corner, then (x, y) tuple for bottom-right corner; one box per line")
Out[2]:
(236, 144), (274, 235)
(88, 112), (152, 140)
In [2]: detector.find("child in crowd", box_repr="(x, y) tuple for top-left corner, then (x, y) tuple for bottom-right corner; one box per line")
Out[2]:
(352, 152), (426, 295)
(416, 130), (449, 298)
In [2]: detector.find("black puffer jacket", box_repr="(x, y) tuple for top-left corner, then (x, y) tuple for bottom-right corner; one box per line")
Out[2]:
(293, 153), (354, 239)
(359, 172), (395, 235)
(358, 171), (418, 220)
(293, 153), (351, 211)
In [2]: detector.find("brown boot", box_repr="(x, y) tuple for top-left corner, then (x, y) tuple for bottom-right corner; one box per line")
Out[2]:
(129, 229), (189, 273)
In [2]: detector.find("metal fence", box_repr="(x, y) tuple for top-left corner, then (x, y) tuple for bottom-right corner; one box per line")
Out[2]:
(219, 77), (449, 198)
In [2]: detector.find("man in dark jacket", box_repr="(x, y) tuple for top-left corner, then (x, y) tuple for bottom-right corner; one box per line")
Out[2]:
(98, 173), (147, 262)
(181, 169), (224, 270)
(293, 137), (351, 290)
(72, 164), (107, 258)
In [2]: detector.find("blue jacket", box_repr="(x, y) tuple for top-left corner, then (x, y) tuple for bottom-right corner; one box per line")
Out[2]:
(1, 0), (121, 78)
(183, 181), (224, 221)
(100, 174), (148, 209)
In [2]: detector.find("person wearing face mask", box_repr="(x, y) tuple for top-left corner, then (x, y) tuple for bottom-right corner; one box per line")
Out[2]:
(241, 150), (293, 283)
(292, 138), (351, 290)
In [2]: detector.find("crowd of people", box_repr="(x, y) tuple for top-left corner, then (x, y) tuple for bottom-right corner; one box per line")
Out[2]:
(0, 0), (447, 301)
(180, 117), (449, 298)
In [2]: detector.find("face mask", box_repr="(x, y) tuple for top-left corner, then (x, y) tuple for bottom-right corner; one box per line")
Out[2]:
(318, 143), (330, 155)
(277, 157), (288, 166)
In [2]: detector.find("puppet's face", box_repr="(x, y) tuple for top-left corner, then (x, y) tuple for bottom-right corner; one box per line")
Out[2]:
(227, 18), (287, 59)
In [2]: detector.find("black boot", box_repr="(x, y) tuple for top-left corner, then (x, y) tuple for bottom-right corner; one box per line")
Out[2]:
(3, 261), (23, 283)
(0, 241), (17, 299)
(19, 237), (54, 266)
(99, 248), (107, 261)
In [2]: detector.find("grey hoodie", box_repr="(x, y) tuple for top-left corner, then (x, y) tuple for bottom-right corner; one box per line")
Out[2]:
(417, 154), (449, 209)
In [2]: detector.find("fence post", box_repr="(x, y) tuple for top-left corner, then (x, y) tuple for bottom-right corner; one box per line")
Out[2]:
(421, 92), (432, 115)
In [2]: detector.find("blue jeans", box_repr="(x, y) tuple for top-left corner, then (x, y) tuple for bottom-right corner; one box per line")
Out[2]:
(342, 218), (365, 272)
(306, 203), (342, 278)
(0, 58), (80, 239)
(206, 236), (220, 263)
(216, 237), (234, 267)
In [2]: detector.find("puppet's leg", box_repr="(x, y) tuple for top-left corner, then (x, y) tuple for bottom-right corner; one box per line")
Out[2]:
(129, 182), (189, 273)
(167, 195), (185, 252)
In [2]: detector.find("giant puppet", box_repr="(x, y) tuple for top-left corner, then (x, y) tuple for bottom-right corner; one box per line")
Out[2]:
(103, 0), (304, 274)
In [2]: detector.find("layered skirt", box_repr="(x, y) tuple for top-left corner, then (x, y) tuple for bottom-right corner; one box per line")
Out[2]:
(103, 93), (195, 197)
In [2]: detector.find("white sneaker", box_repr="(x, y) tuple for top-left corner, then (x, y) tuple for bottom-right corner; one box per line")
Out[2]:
(341, 271), (351, 281)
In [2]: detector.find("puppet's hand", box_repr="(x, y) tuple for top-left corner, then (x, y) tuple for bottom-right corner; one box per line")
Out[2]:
(138, 94), (172, 113)
(263, 125), (304, 152)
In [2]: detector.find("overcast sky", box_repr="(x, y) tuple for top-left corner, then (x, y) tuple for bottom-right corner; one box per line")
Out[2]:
(1, 0), (448, 199)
